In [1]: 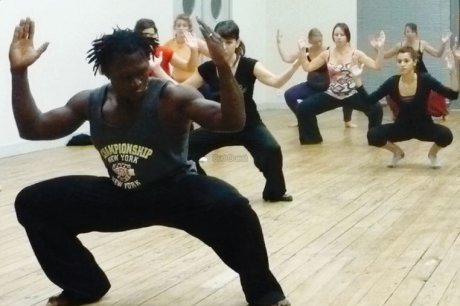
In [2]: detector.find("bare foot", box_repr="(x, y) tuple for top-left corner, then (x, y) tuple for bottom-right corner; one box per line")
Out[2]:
(344, 121), (357, 128)
(387, 151), (405, 168)
(271, 298), (291, 306)
(428, 154), (441, 169)
(46, 295), (79, 306)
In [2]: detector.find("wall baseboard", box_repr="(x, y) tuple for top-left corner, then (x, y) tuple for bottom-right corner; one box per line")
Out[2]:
(0, 136), (74, 159)
(3, 107), (457, 159)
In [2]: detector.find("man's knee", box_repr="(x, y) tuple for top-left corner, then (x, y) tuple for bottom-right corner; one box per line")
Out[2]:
(224, 197), (258, 224)
(15, 185), (40, 227)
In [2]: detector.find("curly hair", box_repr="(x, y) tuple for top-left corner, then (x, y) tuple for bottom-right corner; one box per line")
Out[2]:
(87, 28), (158, 75)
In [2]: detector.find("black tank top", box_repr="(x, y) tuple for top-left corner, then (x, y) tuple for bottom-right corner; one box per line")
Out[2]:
(89, 79), (195, 190)
(306, 48), (329, 91)
(198, 57), (262, 128)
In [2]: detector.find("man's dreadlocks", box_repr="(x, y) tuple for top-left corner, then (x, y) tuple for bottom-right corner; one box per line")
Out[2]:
(87, 28), (158, 75)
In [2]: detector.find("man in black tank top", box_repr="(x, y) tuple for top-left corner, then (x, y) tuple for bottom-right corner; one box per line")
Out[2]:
(10, 18), (290, 306)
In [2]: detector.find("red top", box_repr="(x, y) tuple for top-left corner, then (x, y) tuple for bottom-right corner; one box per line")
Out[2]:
(150, 45), (174, 76)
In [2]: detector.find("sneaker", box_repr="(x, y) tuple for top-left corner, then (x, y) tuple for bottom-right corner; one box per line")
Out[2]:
(387, 152), (404, 168)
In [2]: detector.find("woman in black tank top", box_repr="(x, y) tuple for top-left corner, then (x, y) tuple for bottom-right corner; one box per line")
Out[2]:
(380, 22), (450, 72)
(184, 20), (301, 203)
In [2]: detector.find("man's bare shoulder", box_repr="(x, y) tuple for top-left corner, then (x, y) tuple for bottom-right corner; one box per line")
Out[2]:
(161, 82), (202, 106)
(158, 83), (203, 129)
(66, 89), (94, 119)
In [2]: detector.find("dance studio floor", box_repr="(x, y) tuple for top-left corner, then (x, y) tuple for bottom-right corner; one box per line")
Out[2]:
(3, 106), (460, 305)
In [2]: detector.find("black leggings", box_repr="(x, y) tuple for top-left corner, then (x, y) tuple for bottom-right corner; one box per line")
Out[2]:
(15, 174), (285, 305)
(367, 122), (453, 147)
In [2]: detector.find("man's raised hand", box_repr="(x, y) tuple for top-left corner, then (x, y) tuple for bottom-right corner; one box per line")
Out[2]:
(9, 18), (49, 71)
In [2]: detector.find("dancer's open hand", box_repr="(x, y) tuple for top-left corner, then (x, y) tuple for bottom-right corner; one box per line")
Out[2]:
(9, 18), (49, 71)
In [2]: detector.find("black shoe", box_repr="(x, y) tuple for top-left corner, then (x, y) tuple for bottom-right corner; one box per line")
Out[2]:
(263, 193), (293, 202)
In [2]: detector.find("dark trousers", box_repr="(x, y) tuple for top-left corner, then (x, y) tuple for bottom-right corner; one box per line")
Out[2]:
(296, 92), (383, 143)
(188, 123), (287, 200)
(284, 81), (353, 121)
(15, 174), (285, 305)
(367, 122), (453, 147)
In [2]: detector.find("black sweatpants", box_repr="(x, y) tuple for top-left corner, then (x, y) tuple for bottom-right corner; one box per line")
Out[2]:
(15, 174), (285, 305)
(188, 122), (287, 200)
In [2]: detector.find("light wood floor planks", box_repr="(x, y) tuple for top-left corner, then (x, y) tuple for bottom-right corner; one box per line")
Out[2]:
(3, 107), (460, 306)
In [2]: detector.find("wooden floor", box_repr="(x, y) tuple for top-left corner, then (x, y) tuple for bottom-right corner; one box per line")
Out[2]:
(4, 107), (460, 306)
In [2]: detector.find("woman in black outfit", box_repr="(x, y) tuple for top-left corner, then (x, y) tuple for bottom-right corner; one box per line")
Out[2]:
(184, 20), (301, 202)
(351, 46), (459, 168)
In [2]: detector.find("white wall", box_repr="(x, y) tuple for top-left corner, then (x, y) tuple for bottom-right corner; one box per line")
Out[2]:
(0, 0), (357, 157)
(0, 0), (175, 157)
(255, 0), (358, 108)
